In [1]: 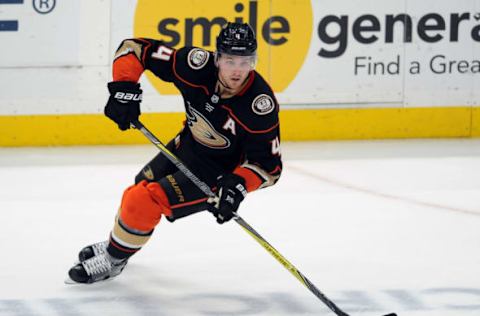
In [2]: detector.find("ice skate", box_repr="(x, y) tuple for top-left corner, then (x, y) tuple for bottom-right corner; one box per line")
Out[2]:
(75, 240), (108, 263)
(66, 244), (127, 284)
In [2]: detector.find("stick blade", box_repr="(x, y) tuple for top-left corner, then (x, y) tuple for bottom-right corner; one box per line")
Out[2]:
(382, 313), (398, 316)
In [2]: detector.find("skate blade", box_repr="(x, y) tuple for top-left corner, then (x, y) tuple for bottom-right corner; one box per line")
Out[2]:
(64, 274), (116, 285)
(64, 275), (79, 285)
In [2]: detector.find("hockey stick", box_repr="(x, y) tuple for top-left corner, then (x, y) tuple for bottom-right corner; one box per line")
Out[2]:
(131, 120), (397, 316)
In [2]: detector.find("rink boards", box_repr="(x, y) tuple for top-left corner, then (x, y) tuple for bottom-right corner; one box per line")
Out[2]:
(0, 107), (479, 146)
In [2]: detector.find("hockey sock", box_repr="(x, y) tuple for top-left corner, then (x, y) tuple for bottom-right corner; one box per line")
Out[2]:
(108, 180), (172, 260)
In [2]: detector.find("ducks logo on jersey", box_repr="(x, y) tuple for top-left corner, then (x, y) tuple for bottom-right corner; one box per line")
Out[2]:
(186, 105), (230, 149)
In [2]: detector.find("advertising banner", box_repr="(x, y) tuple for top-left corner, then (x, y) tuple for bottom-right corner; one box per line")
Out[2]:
(0, 0), (479, 114)
(127, 0), (480, 110)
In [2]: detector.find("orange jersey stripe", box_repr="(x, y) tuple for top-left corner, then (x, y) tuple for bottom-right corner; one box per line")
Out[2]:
(113, 54), (144, 82)
(234, 166), (263, 192)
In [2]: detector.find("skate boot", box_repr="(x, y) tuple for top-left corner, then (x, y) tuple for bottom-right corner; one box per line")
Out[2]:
(77, 240), (108, 262)
(67, 252), (128, 284)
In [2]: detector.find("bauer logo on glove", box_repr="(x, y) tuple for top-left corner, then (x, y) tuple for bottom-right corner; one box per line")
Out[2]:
(113, 91), (142, 103)
(104, 81), (142, 131)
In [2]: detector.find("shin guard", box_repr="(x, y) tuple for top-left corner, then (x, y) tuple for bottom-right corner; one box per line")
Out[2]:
(108, 180), (171, 259)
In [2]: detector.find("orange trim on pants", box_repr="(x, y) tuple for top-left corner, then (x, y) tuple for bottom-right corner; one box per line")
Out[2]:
(119, 180), (172, 232)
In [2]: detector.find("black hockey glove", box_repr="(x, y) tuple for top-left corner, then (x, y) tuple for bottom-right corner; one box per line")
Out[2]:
(104, 81), (142, 131)
(209, 174), (247, 224)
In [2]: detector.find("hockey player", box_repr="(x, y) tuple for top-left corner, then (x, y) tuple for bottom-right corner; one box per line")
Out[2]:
(67, 22), (282, 284)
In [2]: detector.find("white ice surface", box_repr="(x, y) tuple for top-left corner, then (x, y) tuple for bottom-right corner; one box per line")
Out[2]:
(0, 139), (479, 316)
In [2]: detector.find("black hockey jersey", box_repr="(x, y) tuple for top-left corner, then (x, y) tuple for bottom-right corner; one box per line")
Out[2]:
(112, 38), (282, 192)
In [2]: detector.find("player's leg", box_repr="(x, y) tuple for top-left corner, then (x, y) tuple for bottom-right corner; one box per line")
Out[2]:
(109, 169), (211, 252)
(67, 142), (178, 284)
(67, 179), (172, 284)
(67, 164), (212, 283)
(70, 144), (178, 261)
(105, 169), (210, 262)
(105, 138), (184, 259)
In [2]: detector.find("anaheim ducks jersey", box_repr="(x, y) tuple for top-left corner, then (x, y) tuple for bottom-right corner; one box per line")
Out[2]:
(112, 38), (282, 192)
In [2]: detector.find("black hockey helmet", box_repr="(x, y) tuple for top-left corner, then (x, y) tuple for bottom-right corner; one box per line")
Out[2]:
(216, 22), (257, 56)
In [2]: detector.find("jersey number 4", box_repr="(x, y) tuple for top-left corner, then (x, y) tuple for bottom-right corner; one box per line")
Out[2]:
(152, 46), (173, 61)
(271, 137), (281, 156)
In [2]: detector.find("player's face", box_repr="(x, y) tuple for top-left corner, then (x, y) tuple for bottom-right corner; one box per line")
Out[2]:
(217, 54), (256, 90)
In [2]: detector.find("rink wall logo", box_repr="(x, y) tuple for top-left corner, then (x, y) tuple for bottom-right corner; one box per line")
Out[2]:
(133, 0), (313, 94)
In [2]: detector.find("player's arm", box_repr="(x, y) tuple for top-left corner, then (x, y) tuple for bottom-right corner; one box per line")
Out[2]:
(209, 108), (282, 224)
(111, 39), (211, 84)
(112, 38), (176, 83)
(231, 91), (282, 192)
(104, 38), (177, 130)
(234, 122), (282, 192)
